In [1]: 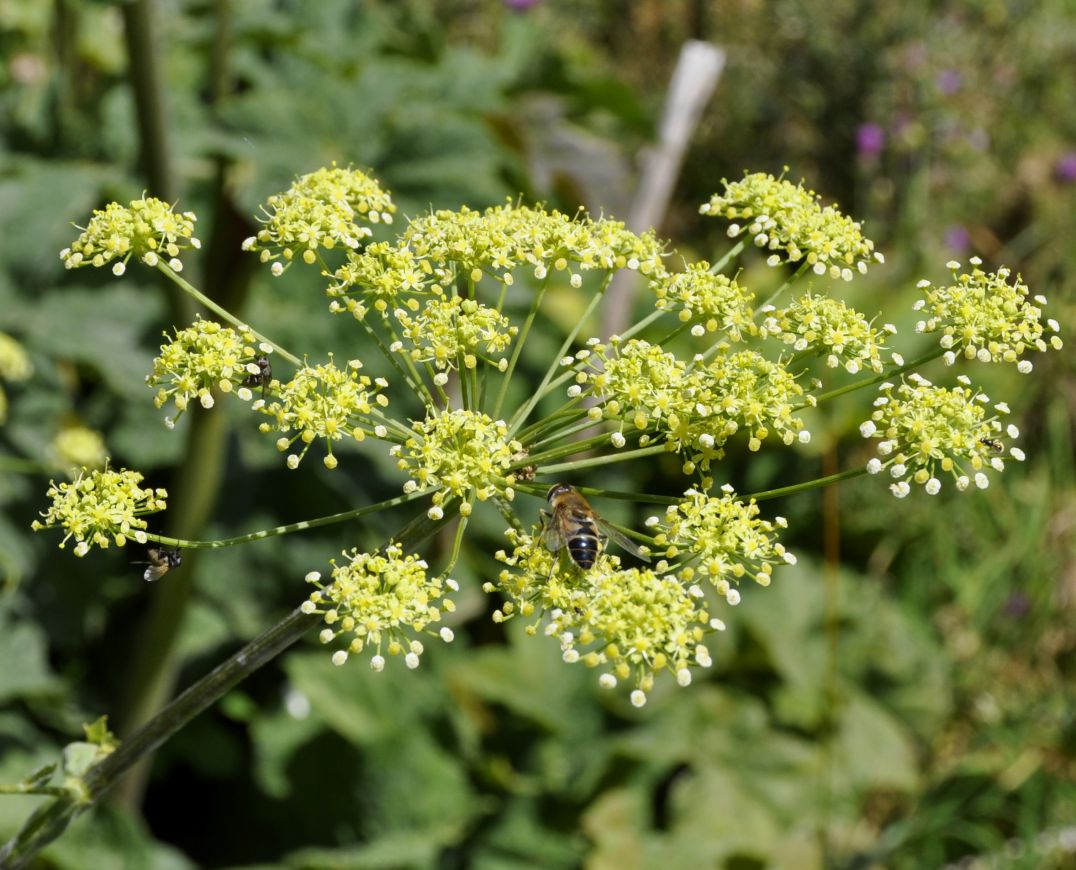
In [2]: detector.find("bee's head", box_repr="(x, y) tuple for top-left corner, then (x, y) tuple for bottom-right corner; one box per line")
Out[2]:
(546, 483), (574, 503)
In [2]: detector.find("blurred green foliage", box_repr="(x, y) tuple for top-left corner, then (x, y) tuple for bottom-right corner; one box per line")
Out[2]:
(1, 0), (1073, 867)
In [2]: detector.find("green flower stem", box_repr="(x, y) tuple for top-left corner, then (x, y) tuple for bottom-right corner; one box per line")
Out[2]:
(516, 431), (613, 468)
(602, 518), (656, 546)
(530, 415), (599, 450)
(377, 313), (438, 409)
(537, 443), (670, 476)
(443, 511), (470, 575)
(655, 320), (691, 346)
(709, 239), (745, 274)
(508, 273), (613, 434)
(422, 361), (451, 407)
(492, 279), (549, 418)
(0, 784), (69, 798)
(138, 490), (428, 549)
(363, 409), (413, 444)
(155, 262), (301, 367)
(758, 261), (809, 310)
(744, 467), (868, 502)
(516, 405), (588, 444)
(804, 346), (946, 408)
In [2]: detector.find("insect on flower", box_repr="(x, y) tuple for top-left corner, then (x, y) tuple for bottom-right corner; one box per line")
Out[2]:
(142, 546), (183, 582)
(244, 355), (273, 399)
(542, 483), (650, 570)
(980, 437), (1004, 454)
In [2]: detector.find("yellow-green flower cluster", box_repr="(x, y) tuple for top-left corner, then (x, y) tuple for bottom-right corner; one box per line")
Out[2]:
(148, 317), (267, 425)
(258, 357), (389, 470)
(31, 466), (167, 556)
(394, 295), (518, 371)
(327, 242), (432, 317)
(700, 172), (880, 280)
(579, 340), (809, 471)
(49, 426), (108, 474)
(390, 409), (520, 514)
(648, 263), (756, 341)
(301, 543), (457, 671)
(773, 292), (891, 373)
(860, 374), (1022, 497)
(402, 201), (669, 284)
(649, 488), (796, 595)
(60, 197), (199, 276)
(0, 331), (33, 425)
(914, 260), (1063, 372)
(490, 529), (714, 707)
(244, 166), (396, 275)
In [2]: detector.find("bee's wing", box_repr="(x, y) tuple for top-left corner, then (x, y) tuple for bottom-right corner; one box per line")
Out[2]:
(143, 563), (167, 582)
(596, 518), (651, 562)
(540, 510), (568, 552)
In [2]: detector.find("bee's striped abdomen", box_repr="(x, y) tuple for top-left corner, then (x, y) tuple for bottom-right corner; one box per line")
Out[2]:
(567, 516), (600, 569)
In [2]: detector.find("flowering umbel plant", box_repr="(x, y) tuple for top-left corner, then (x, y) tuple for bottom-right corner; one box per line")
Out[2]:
(33, 166), (1062, 705)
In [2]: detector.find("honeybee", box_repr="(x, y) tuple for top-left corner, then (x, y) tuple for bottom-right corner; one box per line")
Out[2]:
(980, 437), (1004, 454)
(542, 483), (650, 571)
(243, 355), (272, 399)
(142, 546), (183, 582)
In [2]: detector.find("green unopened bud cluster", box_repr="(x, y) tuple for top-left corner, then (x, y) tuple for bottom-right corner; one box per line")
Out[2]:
(700, 171), (881, 280)
(31, 466), (167, 555)
(914, 259), (1063, 372)
(148, 317), (268, 426)
(258, 356), (389, 470)
(860, 374), (1023, 497)
(243, 165), (395, 275)
(391, 410), (519, 513)
(301, 544), (457, 670)
(60, 196), (199, 276)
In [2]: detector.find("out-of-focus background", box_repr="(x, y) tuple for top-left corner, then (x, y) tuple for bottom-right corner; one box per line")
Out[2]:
(1, 1), (1073, 867)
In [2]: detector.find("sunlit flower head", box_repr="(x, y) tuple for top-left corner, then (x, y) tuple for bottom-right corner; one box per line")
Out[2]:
(327, 241), (433, 316)
(148, 317), (265, 421)
(31, 465), (167, 554)
(303, 543), (455, 669)
(774, 292), (889, 373)
(394, 295), (518, 371)
(913, 262), (1063, 368)
(391, 409), (519, 511)
(60, 197), (199, 274)
(652, 489), (794, 591)
(258, 356), (389, 469)
(861, 376), (1020, 495)
(700, 171), (880, 280)
(579, 340), (808, 471)
(49, 426), (108, 475)
(244, 165), (396, 272)
(491, 529), (712, 703)
(648, 262), (756, 341)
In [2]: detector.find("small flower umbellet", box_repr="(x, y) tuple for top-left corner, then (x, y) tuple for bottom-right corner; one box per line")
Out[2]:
(147, 317), (268, 426)
(914, 259), (1064, 371)
(49, 426), (108, 475)
(60, 196), (200, 276)
(257, 356), (390, 470)
(700, 171), (882, 280)
(301, 544), (457, 670)
(34, 166), (1063, 705)
(860, 374), (1022, 497)
(31, 466), (167, 555)
(243, 165), (396, 274)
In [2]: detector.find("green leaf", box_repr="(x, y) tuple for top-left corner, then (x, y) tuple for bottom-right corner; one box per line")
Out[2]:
(0, 599), (58, 703)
